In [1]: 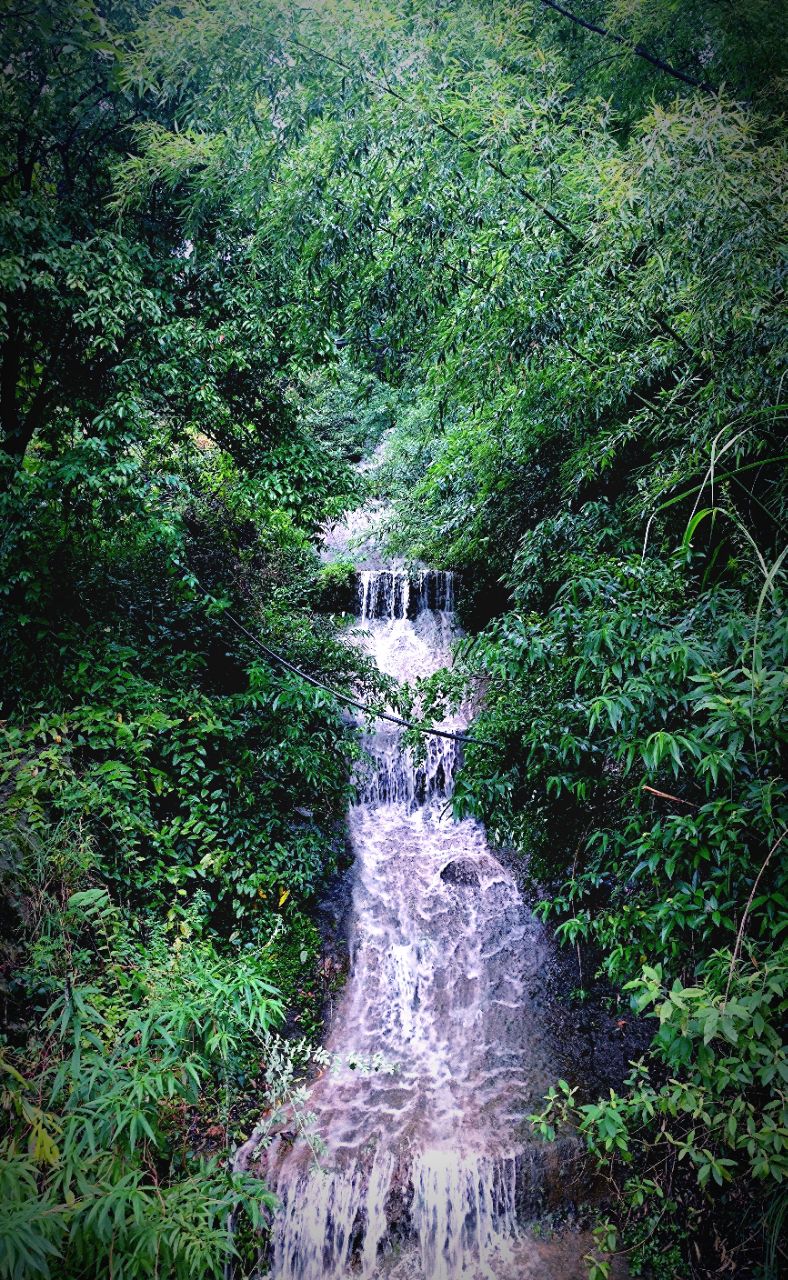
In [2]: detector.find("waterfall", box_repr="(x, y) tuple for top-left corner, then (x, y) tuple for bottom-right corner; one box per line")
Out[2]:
(355, 726), (459, 809)
(357, 570), (455, 622)
(257, 546), (561, 1279)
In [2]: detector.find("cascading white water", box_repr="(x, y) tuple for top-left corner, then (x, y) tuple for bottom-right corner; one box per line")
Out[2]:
(257, 523), (566, 1280)
(355, 723), (458, 809)
(357, 569), (455, 622)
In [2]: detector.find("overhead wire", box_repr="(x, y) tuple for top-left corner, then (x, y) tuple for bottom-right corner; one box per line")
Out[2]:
(191, 575), (497, 749)
(538, 0), (715, 93)
(182, 12), (761, 747)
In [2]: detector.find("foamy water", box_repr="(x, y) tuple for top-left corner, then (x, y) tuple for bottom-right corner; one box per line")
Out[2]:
(251, 507), (574, 1279)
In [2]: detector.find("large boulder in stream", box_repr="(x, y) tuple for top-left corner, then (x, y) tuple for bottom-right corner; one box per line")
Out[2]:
(440, 858), (480, 888)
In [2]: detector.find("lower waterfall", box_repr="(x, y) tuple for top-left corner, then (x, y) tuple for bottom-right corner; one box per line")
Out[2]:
(255, 559), (570, 1279)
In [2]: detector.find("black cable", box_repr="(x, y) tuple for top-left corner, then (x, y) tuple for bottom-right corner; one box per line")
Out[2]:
(195, 579), (497, 749)
(538, 0), (715, 94)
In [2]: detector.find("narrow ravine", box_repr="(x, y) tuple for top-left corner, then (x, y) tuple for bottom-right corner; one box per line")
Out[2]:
(254, 505), (585, 1279)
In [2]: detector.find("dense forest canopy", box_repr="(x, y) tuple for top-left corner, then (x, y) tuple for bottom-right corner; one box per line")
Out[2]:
(0, 2), (786, 1278)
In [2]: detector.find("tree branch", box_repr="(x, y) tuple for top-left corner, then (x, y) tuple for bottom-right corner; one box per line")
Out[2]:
(539, 0), (715, 94)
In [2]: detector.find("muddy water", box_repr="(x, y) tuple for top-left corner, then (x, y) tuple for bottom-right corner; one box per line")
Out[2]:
(255, 519), (591, 1279)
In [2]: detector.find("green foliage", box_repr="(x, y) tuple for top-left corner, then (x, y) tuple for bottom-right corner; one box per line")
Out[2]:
(300, 362), (397, 464)
(266, 910), (325, 1042)
(0, 826), (283, 1279)
(0, 378), (365, 1277)
(453, 529), (786, 1270)
(0, 6), (377, 1275)
(0, 441), (362, 926)
(1, 0), (786, 1276)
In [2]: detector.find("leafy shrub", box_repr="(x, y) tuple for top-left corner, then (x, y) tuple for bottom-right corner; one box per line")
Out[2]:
(0, 824), (285, 1280)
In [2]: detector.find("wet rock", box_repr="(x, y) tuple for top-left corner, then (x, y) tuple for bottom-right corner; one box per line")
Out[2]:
(440, 858), (480, 887)
(515, 1136), (588, 1217)
(383, 1165), (415, 1238)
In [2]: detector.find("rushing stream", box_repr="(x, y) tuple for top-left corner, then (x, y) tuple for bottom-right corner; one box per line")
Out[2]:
(249, 507), (587, 1279)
